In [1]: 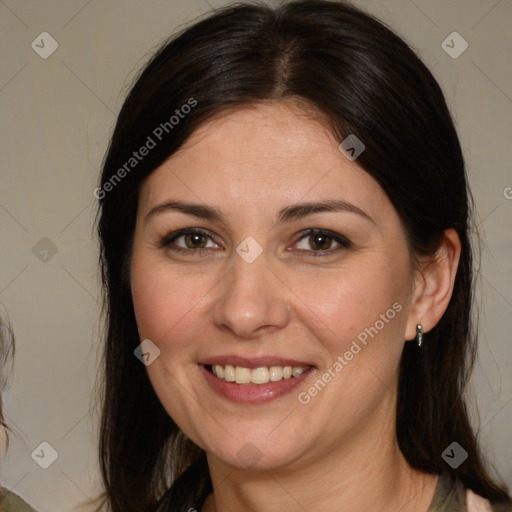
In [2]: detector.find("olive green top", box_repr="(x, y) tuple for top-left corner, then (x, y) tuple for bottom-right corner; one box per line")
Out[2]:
(0, 489), (38, 512)
(156, 472), (511, 511)
(429, 471), (471, 511)
(427, 473), (510, 512)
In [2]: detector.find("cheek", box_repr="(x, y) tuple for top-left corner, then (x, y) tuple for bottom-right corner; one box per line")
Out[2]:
(130, 254), (214, 432)
(286, 257), (409, 358)
(289, 260), (410, 438)
(130, 252), (221, 359)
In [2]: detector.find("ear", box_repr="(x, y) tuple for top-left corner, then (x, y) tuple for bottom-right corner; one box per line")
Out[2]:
(405, 228), (461, 341)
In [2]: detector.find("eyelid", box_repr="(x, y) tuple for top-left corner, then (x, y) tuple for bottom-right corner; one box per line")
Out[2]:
(158, 227), (219, 250)
(292, 228), (352, 253)
(159, 227), (351, 255)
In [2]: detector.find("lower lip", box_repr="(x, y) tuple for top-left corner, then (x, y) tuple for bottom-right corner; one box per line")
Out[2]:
(199, 364), (314, 404)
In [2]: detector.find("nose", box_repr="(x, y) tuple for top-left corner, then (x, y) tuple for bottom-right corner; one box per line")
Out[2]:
(212, 252), (291, 339)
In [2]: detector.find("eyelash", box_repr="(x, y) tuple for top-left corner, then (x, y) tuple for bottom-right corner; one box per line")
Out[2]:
(158, 228), (352, 257)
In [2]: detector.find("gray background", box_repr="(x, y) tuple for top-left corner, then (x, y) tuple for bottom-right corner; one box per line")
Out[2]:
(0, 0), (511, 510)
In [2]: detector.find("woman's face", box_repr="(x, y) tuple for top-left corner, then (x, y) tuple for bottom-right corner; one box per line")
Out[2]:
(131, 102), (421, 471)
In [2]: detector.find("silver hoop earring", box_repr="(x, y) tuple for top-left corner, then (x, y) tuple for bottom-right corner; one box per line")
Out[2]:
(416, 324), (423, 347)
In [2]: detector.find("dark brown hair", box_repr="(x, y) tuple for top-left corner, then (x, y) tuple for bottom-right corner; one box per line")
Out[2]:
(96, 1), (510, 510)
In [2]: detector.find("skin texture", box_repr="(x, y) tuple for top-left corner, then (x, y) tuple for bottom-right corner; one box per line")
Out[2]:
(130, 102), (461, 512)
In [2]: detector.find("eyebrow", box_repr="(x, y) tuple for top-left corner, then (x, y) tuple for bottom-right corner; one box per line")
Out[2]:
(144, 199), (373, 225)
(277, 200), (373, 224)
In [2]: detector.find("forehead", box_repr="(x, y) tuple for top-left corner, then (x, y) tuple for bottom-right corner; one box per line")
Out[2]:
(138, 102), (391, 222)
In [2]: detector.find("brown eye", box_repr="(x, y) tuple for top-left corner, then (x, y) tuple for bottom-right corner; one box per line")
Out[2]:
(183, 232), (208, 249)
(159, 228), (219, 253)
(308, 233), (333, 251)
(294, 229), (351, 254)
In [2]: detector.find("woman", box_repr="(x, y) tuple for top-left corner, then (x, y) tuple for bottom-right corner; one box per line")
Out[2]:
(0, 313), (38, 512)
(95, 1), (511, 511)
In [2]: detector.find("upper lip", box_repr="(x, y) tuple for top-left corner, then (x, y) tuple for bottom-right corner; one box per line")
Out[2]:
(199, 355), (314, 369)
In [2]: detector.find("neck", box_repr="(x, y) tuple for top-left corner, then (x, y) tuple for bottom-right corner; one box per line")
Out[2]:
(202, 393), (437, 512)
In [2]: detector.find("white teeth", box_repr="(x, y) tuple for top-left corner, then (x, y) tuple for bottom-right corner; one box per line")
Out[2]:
(269, 366), (283, 381)
(235, 366), (251, 384)
(209, 364), (309, 384)
(214, 364), (224, 379)
(224, 364), (235, 382)
(251, 367), (270, 384)
(292, 366), (307, 377)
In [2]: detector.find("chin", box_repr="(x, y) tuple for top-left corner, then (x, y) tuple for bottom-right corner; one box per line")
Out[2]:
(203, 432), (307, 473)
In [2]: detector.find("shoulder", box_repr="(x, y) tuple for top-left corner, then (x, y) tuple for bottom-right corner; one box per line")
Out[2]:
(431, 473), (511, 512)
(0, 488), (38, 512)
(466, 488), (512, 512)
(466, 489), (493, 511)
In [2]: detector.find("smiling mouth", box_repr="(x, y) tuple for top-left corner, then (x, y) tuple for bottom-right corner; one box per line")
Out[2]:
(205, 364), (311, 385)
